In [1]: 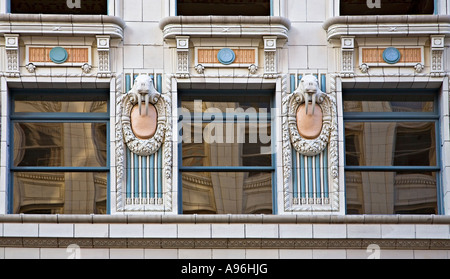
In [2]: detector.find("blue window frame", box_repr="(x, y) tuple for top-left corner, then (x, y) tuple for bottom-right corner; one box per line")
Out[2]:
(178, 89), (276, 214)
(343, 89), (442, 214)
(9, 89), (110, 214)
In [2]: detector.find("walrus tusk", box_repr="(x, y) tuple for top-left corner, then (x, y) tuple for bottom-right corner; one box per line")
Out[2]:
(138, 94), (142, 115)
(144, 94), (149, 116)
(304, 93), (309, 115)
(311, 94), (316, 115)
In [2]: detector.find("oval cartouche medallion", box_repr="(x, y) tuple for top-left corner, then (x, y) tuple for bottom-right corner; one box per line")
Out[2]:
(130, 103), (158, 140)
(296, 103), (323, 140)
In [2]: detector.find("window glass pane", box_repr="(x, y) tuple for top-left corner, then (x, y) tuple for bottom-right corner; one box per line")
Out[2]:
(11, 0), (107, 14)
(14, 123), (107, 167)
(182, 172), (272, 214)
(181, 94), (271, 114)
(344, 94), (434, 113)
(177, 0), (270, 16)
(340, 0), (434, 15)
(346, 171), (437, 214)
(13, 172), (107, 214)
(14, 94), (107, 113)
(345, 122), (436, 166)
(14, 100), (107, 113)
(181, 122), (271, 167)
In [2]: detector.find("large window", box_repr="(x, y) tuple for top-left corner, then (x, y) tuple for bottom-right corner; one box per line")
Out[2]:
(10, 0), (107, 14)
(344, 90), (440, 214)
(340, 0), (434, 16)
(10, 90), (109, 214)
(178, 90), (275, 214)
(176, 0), (271, 16)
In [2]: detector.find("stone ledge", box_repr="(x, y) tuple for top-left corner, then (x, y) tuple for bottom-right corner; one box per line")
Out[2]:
(159, 16), (291, 40)
(0, 14), (126, 39)
(1, 214), (450, 224)
(323, 15), (450, 40)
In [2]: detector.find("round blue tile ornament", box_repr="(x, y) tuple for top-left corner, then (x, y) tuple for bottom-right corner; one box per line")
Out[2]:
(382, 47), (401, 64)
(49, 47), (68, 64)
(217, 48), (235, 65)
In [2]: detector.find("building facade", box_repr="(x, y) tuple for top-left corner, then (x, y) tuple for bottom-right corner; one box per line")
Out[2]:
(1, 0), (450, 259)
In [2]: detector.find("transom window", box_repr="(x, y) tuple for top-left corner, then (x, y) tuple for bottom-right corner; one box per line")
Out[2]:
(10, 0), (108, 14)
(176, 0), (271, 16)
(178, 90), (275, 214)
(343, 89), (440, 215)
(9, 90), (109, 214)
(340, 0), (435, 16)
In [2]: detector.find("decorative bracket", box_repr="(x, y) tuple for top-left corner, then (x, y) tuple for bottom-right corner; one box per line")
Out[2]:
(96, 35), (111, 77)
(176, 36), (190, 78)
(341, 36), (355, 77)
(431, 35), (445, 76)
(4, 34), (20, 77)
(263, 36), (277, 78)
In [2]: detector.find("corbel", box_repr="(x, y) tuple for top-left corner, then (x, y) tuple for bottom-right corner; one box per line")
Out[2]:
(263, 36), (277, 78)
(4, 34), (20, 77)
(176, 36), (190, 78)
(431, 35), (445, 76)
(341, 36), (355, 77)
(96, 35), (111, 77)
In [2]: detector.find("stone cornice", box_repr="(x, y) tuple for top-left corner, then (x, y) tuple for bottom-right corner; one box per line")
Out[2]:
(0, 14), (126, 39)
(323, 15), (450, 40)
(159, 16), (291, 40)
(1, 214), (450, 224)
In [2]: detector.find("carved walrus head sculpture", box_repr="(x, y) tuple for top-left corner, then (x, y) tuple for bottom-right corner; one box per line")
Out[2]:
(296, 75), (325, 115)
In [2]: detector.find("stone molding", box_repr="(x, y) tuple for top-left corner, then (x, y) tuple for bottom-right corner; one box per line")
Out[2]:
(159, 16), (291, 40)
(0, 14), (125, 39)
(1, 214), (450, 224)
(1, 237), (449, 250)
(323, 15), (450, 40)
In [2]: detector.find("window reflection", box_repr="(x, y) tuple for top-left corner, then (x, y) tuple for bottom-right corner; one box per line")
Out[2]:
(346, 171), (437, 214)
(182, 122), (271, 167)
(14, 100), (107, 113)
(345, 122), (436, 166)
(182, 172), (272, 214)
(13, 172), (107, 214)
(344, 94), (434, 113)
(14, 123), (107, 167)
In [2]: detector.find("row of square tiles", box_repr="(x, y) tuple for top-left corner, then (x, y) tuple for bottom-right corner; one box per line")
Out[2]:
(1, 223), (450, 239)
(1, 247), (449, 259)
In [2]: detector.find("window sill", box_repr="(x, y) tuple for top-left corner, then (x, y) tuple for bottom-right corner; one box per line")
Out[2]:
(159, 15), (291, 40)
(323, 15), (450, 40)
(0, 13), (125, 39)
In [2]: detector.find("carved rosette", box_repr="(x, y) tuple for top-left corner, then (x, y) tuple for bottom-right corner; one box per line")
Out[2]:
(121, 77), (167, 156)
(287, 88), (334, 157)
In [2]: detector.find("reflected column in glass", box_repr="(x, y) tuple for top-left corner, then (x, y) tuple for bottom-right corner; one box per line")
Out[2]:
(13, 172), (107, 214)
(182, 172), (273, 214)
(346, 171), (437, 214)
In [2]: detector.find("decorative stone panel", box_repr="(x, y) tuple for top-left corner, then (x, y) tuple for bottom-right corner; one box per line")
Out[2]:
(4, 34), (20, 77)
(431, 35), (445, 76)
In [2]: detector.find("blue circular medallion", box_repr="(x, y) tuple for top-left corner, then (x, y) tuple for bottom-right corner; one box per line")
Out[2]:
(217, 48), (235, 65)
(382, 47), (401, 64)
(49, 47), (68, 64)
